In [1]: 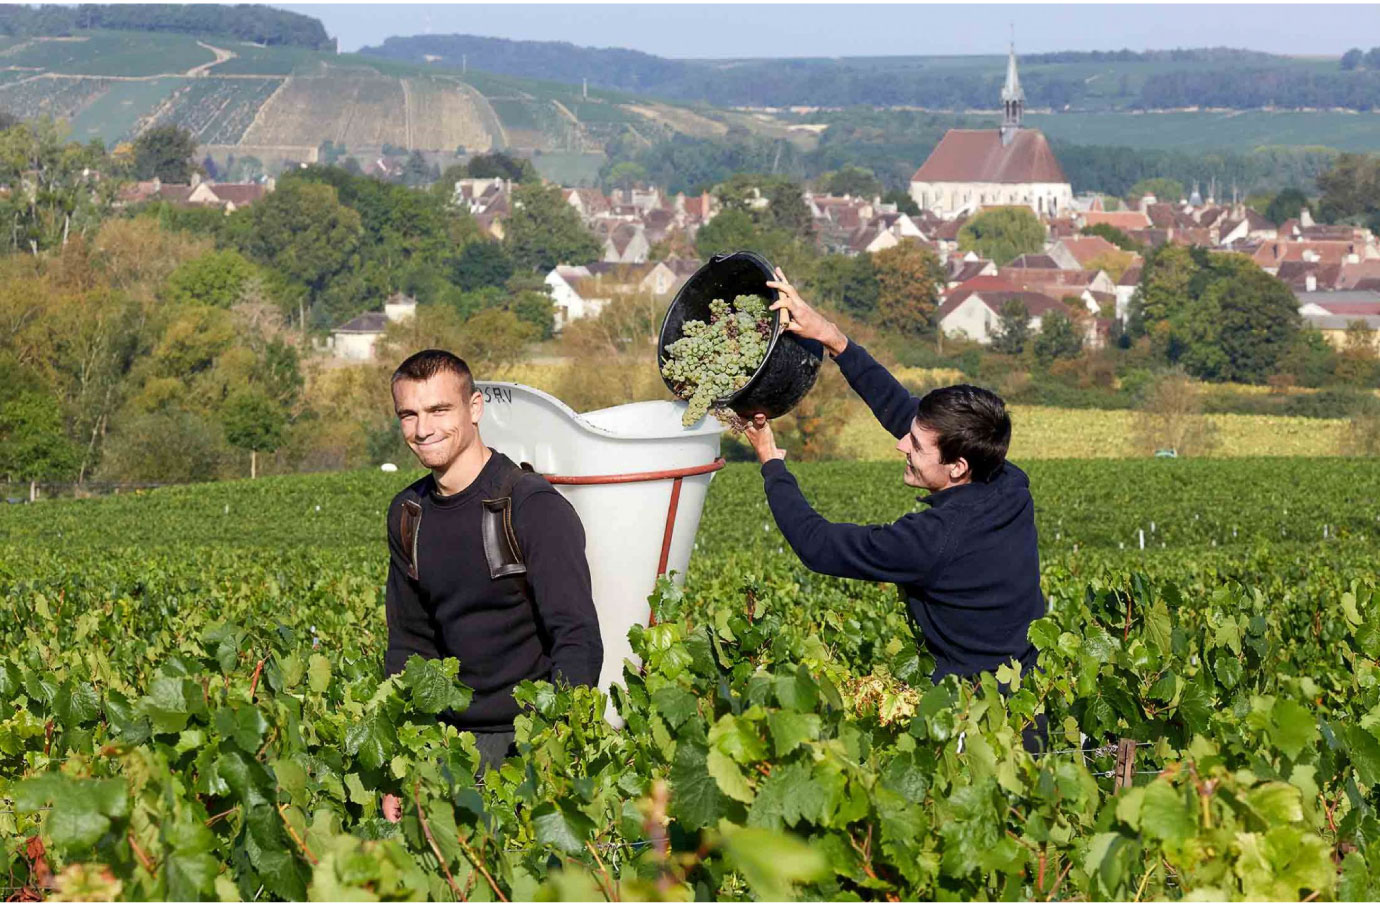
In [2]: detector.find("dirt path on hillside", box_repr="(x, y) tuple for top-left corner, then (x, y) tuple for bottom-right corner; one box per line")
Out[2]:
(187, 41), (236, 77)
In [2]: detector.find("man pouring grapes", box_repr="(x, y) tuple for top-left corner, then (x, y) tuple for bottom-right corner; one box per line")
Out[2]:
(743, 269), (1048, 750)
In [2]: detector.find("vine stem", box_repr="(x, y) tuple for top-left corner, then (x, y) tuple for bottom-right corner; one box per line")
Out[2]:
(455, 825), (508, 902)
(412, 781), (465, 902)
(1302, 891), (1320, 902)
(585, 840), (619, 902)
(1132, 858), (1157, 902)
(127, 831), (155, 875)
(276, 804), (317, 866)
(1045, 860), (1073, 901)
(248, 657), (266, 702)
(204, 806), (239, 827)
(1036, 847), (1047, 893)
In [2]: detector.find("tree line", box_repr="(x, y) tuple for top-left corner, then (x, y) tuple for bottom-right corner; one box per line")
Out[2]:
(597, 115), (1339, 197)
(0, 119), (608, 489)
(363, 35), (1380, 111)
(0, 3), (333, 49)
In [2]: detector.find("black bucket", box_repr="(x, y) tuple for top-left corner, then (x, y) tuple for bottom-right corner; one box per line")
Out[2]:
(657, 251), (823, 420)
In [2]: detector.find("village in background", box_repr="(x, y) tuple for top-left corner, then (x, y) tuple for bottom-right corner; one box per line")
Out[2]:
(4, 10), (1380, 499)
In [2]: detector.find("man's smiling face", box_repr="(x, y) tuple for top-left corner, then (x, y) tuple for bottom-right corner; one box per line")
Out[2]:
(392, 372), (482, 473)
(895, 418), (969, 492)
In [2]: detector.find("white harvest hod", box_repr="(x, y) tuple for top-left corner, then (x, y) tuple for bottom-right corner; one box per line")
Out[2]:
(475, 382), (724, 722)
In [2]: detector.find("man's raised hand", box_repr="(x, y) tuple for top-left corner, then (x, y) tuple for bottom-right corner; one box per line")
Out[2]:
(764, 267), (848, 357)
(744, 413), (787, 465)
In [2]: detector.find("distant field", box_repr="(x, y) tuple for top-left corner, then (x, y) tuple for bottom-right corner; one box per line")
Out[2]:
(403, 76), (498, 152)
(208, 41), (319, 76)
(483, 361), (1352, 461)
(67, 77), (185, 144)
(1028, 110), (1380, 152)
(144, 77), (283, 145)
(530, 150), (606, 186)
(0, 76), (111, 128)
(1, 32), (213, 76)
(838, 404), (1349, 460)
(239, 67), (495, 152)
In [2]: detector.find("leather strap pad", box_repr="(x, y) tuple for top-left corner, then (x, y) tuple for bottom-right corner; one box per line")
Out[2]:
(400, 499), (422, 580)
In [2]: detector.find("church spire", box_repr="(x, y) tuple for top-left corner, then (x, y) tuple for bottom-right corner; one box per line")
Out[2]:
(1000, 37), (1024, 146)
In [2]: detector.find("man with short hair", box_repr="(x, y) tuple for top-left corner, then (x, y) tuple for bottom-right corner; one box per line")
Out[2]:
(745, 271), (1046, 748)
(385, 349), (603, 771)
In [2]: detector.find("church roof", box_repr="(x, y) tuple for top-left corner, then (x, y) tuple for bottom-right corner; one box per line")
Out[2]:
(910, 129), (1068, 186)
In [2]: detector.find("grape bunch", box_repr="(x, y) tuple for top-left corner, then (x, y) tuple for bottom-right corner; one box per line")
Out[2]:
(662, 294), (772, 426)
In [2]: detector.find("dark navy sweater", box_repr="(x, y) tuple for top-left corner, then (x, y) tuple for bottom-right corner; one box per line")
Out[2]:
(385, 451), (603, 731)
(760, 340), (1045, 682)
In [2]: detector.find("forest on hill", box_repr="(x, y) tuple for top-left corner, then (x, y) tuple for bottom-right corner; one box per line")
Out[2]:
(0, 3), (333, 49)
(362, 34), (1380, 112)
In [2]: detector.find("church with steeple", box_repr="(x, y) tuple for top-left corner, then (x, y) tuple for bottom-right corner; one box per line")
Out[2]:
(908, 44), (1073, 220)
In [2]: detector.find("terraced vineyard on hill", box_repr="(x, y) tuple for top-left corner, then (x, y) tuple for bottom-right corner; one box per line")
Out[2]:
(2, 458), (1379, 900)
(0, 27), (752, 166)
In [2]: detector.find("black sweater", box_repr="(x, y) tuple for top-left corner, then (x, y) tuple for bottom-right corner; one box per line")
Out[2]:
(384, 450), (603, 730)
(761, 340), (1045, 682)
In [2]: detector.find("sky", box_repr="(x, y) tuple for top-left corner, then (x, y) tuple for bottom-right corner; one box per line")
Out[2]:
(275, 3), (1380, 58)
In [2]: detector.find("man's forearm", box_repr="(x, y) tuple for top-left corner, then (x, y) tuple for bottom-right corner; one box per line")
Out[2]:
(832, 340), (919, 439)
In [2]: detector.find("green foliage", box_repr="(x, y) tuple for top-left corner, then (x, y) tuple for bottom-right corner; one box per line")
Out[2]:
(503, 182), (602, 272)
(816, 165), (883, 199)
(452, 239), (514, 291)
(1266, 187), (1312, 225)
(132, 124), (198, 183)
(0, 390), (79, 482)
(958, 207), (1046, 267)
(990, 299), (1031, 356)
(874, 240), (945, 334)
(399, 149), (437, 189)
(463, 151), (539, 183)
(1033, 311), (1085, 364)
(94, 409), (225, 483)
(0, 118), (117, 255)
(883, 189), (919, 216)
(661, 294), (771, 425)
(1317, 152), (1380, 224)
(1129, 247), (1301, 383)
(1080, 221), (1143, 252)
(0, 4), (332, 48)
(603, 160), (648, 191)
(1, 459), (1379, 900)
(1128, 177), (1186, 203)
(221, 389), (286, 455)
(234, 179), (362, 314)
(811, 254), (879, 320)
(160, 249), (257, 309)
(696, 208), (768, 258)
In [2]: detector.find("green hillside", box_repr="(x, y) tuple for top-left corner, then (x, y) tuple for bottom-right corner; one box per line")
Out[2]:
(2, 22), (1375, 192)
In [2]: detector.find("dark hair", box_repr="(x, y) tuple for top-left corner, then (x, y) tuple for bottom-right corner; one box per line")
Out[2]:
(391, 349), (474, 397)
(913, 384), (1011, 483)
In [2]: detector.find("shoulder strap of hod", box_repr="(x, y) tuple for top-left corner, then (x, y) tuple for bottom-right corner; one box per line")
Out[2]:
(481, 459), (539, 580)
(398, 487), (425, 581)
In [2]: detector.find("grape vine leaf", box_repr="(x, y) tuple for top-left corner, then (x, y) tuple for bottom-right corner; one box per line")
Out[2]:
(1137, 781), (1196, 848)
(721, 826), (828, 901)
(532, 801), (595, 854)
(401, 656), (472, 715)
(669, 740), (725, 830)
(707, 748), (755, 803)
